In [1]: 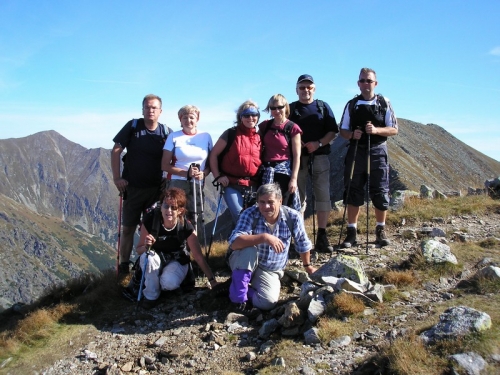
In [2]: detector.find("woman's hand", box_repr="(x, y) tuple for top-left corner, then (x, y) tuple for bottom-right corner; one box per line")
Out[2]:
(144, 234), (156, 248)
(217, 175), (229, 187)
(189, 165), (204, 180)
(288, 177), (297, 193)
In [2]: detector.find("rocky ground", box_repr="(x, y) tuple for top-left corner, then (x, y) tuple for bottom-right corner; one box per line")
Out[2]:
(7, 210), (500, 375)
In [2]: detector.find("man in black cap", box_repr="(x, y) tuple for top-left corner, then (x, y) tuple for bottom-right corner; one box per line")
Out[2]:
(289, 74), (339, 253)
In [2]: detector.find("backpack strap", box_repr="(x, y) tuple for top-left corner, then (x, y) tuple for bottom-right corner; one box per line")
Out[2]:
(348, 94), (388, 129)
(316, 99), (325, 118)
(262, 119), (293, 145)
(218, 126), (237, 173)
(150, 204), (162, 242)
(251, 207), (294, 235)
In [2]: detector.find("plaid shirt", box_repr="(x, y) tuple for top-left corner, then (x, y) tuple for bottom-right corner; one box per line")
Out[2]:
(228, 205), (312, 271)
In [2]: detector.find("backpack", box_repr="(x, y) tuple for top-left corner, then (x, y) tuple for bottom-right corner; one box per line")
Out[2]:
(131, 119), (172, 141)
(122, 120), (172, 164)
(261, 119), (294, 146)
(289, 99), (329, 127)
(217, 126), (238, 169)
(347, 94), (388, 128)
(251, 207), (294, 235)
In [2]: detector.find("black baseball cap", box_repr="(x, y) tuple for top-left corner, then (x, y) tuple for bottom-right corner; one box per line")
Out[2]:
(297, 74), (314, 84)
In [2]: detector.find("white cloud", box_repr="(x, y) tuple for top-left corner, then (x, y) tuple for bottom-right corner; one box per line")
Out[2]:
(489, 46), (500, 56)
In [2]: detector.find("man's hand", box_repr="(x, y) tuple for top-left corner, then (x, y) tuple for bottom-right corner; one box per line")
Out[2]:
(303, 141), (319, 153)
(264, 233), (285, 253)
(114, 177), (128, 193)
(304, 265), (317, 274)
(365, 121), (376, 135)
(352, 128), (363, 140)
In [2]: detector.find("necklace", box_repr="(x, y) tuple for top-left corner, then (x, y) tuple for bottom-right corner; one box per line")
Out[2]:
(162, 220), (177, 232)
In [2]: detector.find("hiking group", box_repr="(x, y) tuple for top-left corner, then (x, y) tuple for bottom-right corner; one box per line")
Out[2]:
(111, 68), (398, 312)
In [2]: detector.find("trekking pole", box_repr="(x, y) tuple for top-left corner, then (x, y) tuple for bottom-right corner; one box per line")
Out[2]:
(116, 192), (123, 277)
(207, 178), (224, 260)
(366, 124), (371, 255)
(189, 163), (199, 232)
(308, 154), (316, 246)
(136, 251), (153, 311)
(136, 206), (160, 310)
(337, 130), (360, 254)
(197, 175), (207, 252)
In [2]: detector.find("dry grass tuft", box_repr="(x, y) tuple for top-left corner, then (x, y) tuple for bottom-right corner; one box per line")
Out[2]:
(380, 335), (447, 375)
(328, 292), (366, 317)
(0, 270), (125, 361)
(458, 274), (500, 295)
(387, 194), (500, 225)
(478, 237), (500, 249)
(317, 317), (351, 343)
(383, 270), (416, 287)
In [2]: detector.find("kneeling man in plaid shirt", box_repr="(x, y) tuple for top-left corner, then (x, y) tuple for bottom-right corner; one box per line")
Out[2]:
(227, 183), (317, 312)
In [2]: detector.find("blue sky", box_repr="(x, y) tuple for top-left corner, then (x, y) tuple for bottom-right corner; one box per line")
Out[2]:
(1, 0), (499, 161)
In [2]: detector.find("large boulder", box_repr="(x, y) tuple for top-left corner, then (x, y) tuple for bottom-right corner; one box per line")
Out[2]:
(420, 306), (491, 344)
(420, 239), (458, 264)
(311, 255), (368, 285)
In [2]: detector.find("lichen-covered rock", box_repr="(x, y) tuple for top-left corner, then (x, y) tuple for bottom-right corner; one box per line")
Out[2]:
(420, 306), (492, 344)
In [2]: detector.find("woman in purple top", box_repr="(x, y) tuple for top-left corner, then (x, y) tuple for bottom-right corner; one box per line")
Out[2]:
(258, 94), (302, 211)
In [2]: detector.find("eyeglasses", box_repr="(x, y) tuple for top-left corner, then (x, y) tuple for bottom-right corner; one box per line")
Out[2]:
(358, 79), (375, 84)
(161, 203), (178, 211)
(269, 105), (285, 111)
(298, 86), (314, 91)
(242, 114), (259, 118)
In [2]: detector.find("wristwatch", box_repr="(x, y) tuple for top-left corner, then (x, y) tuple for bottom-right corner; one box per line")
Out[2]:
(318, 140), (323, 147)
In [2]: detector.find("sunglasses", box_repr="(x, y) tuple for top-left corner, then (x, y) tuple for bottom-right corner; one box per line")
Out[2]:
(298, 86), (314, 91)
(358, 79), (375, 84)
(161, 203), (178, 211)
(242, 114), (259, 118)
(269, 105), (285, 111)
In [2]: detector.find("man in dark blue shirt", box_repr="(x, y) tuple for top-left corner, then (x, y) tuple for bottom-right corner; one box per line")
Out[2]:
(289, 74), (339, 253)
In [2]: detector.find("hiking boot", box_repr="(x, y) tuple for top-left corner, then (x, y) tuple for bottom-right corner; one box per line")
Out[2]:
(118, 262), (131, 276)
(376, 225), (390, 246)
(212, 278), (231, 297)
(230, 301), (260, 319)
(230, 301), (248, 313)
(315, 231), (333, 253)
(122, 285), (138, 302)
(141, 298), (159, 310)
(341, 227), (357, 248)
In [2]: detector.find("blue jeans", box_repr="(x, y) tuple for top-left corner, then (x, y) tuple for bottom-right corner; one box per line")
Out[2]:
(223, 185), (244, 224)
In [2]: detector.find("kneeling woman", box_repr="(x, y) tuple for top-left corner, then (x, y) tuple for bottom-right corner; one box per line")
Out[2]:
(136, 187), (217, 305)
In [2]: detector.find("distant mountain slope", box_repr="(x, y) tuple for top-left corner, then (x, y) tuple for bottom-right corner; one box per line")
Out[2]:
(328, 119), (500, 202)
(0, 130), (117, 244)
(0, 193), (115, 310)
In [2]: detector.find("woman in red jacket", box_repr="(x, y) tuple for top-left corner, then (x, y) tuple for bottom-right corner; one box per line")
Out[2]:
(209, 100), (262, 224)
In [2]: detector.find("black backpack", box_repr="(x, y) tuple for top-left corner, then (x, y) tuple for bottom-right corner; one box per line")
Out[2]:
(131, 119), (172, 142)
(217, 126), (238, 171)
(289, 99), (329, 126)
(260, 119), (294, 146)
(347, 94), (388, 129)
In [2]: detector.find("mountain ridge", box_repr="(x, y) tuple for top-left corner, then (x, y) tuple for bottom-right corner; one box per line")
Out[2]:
(0, 120), (499, 308)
